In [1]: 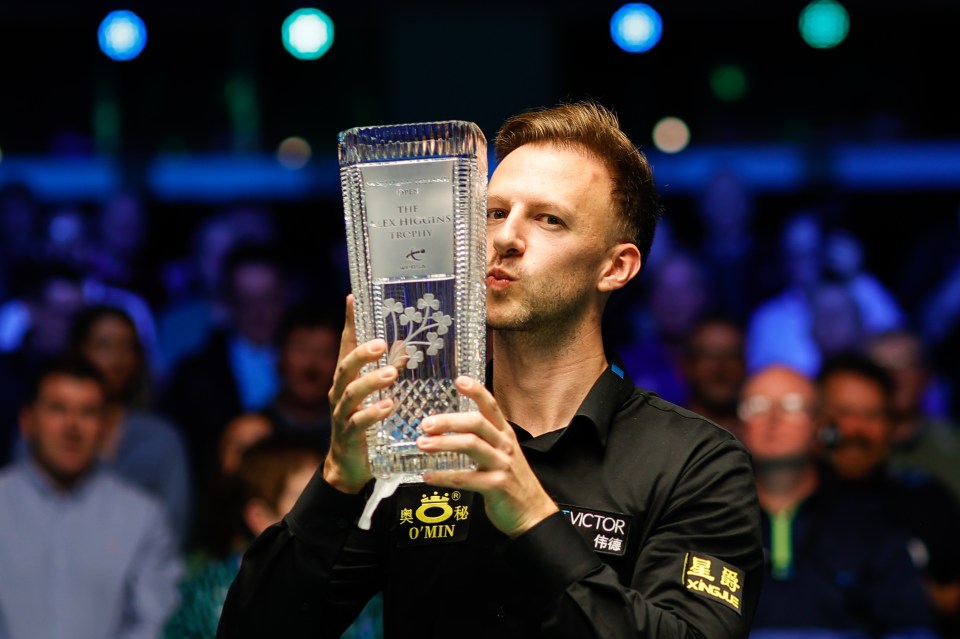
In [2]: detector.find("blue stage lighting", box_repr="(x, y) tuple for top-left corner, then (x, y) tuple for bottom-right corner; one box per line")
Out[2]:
(610, 3), (663, 53)
(98, 10), (147, 61)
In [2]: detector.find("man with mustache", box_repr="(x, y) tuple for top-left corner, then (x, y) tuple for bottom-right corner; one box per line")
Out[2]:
(218, 101), (764, 638)
(739, 362), (937, 637)
(817, 353), (960, 638)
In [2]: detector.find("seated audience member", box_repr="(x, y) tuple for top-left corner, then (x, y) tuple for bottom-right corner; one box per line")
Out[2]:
(809, 277), (868, 362)
(165, 433), (383, 639)
(156, 205), (279, 379)
(0, 357), (182, 638)
(221, 300), (341, 455)
(0, 259), (86, 465)
(746, 211), (904, 377)
(161, 242), (291, 500)
(680, 315), (747, 437)
(738, 364), (938, 638)
(816, 353), (960, 638)
(868, 329), (960, 505)
(70, 304), (193, 546)
(619, 248), (713, 404)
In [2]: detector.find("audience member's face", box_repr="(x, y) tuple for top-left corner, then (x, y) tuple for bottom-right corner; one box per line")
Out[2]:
(649, 255), (708, 340)
(220, 416), (273, 476)
(820, 371), (891, 481)
(276, 459), (320, 518)
(21, 374), (105, 486)
(869, 334), (926, 417)
(683, 322), (745, 412)
(229, 263), (287, 346)
(738, 367), (818, 463)
(99, 193), (146, 260)
(81, 315), (140, 401)
(30, 279), (85, 355)
(783, 215), (822, 288)
(279, 326), (339, 408)
(811, 284), (863, 358)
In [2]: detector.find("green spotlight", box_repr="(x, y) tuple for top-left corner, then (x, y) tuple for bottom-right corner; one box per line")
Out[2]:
(710, 65), (748, 102)
(799, 0), (849, 49)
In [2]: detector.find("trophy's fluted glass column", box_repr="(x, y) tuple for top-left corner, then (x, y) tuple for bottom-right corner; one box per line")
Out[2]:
(338, 121), (487, 482)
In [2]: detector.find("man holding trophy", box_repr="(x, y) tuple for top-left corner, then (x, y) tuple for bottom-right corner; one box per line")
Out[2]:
(218, 101), (763, 638)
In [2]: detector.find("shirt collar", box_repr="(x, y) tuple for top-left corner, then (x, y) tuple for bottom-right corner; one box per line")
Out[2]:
(486, 353), (637, 448)
(21, 455), (102, 500)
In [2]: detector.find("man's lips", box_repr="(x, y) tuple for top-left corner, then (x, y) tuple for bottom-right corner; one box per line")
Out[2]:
(486, 268), (516, 289)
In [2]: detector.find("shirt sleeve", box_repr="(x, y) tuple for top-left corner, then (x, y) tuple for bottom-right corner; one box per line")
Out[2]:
(502, 438), (764, 639)
(119, 500), (185, 639)
(216, 468), (381, 638)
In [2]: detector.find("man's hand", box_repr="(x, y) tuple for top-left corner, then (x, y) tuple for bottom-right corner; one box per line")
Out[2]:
(416, 376), (559, 538)
(324, 295), (398, 494)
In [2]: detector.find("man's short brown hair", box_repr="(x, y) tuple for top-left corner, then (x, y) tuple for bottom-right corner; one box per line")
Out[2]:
(494, 100), (662, 263)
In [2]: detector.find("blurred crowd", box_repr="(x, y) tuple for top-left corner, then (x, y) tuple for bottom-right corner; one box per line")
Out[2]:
(1, 171), (960, 638)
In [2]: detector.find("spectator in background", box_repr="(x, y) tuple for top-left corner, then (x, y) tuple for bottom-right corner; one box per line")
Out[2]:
(156, 205), (278, 379)
(746, 210), (904, 377)
(0, 182), (42, 302)
(868, 329), (960, 504)
(221, 300), (341, 456)
(0, 195), (163, 379)
(917, 204), (960, 422)
(696, 169), (767, 324)
(69, 304), (193, 546)
(161, 241), (291, 504)
(680, 315), (747, 437)
(0, 357), (182, 638)
(87, 189), (164, 308)
(619, 248), (713, 404)
(163, 433), (325, 639)
(816, 353), (960, 638)
(738, 363), (938, 638)
(809, 276), (867, 362)
(0, 259), (85, 465)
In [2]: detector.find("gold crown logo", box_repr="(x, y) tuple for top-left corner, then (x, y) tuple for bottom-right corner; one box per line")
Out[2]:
(420, 491), (450, 505)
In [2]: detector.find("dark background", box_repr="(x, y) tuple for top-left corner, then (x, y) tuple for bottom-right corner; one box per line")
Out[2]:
(0, 0), (958, 295)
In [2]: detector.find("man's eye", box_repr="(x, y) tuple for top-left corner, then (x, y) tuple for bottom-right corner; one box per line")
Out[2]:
(543, 215), (561, 225)
(487, 209), (507, 220)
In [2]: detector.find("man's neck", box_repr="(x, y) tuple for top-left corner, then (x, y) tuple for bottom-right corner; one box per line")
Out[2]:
(755, 460), (819, 514)
(490, 323), (608, 437)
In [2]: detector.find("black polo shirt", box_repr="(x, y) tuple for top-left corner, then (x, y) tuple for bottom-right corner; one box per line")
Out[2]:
(217, 364), (764, 638)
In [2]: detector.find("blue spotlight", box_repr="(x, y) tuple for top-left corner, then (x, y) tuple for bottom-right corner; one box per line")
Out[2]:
(98, 10), (147, 61)
(610, 3), (663, 53)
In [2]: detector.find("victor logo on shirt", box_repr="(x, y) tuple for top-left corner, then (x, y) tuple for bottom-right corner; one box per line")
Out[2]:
(557, 504), (631, 556)
(396, 486), (473, 546)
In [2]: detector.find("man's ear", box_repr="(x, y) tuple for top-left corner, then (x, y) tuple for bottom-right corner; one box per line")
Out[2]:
(598, 243), (642, 293)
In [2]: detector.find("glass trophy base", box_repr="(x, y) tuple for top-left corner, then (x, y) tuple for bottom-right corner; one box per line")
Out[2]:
(366, 438), (476, 482)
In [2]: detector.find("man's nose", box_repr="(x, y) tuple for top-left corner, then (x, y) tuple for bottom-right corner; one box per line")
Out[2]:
(490, 212), (525, 257)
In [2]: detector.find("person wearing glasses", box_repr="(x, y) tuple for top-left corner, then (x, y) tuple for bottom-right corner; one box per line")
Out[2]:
(738, 363), (938, 638)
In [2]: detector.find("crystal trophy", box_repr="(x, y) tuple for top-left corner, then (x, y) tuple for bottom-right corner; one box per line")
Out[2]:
(338, 121), (487, 482)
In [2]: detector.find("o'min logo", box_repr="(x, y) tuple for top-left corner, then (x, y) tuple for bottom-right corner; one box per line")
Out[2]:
(416, 491), (453, 523)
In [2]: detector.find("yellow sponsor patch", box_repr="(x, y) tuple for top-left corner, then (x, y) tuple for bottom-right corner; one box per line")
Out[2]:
(681, 552), (744, 615)
(396, 485), (473, 546)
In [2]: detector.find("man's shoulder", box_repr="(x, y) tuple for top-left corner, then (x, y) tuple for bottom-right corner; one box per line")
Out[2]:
(0, 463), (28, 494)
(94, 469), (169, 517)
(620, 389), (740, 443)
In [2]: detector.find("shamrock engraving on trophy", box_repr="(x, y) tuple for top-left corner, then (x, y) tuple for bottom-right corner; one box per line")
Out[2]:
(380, 294), (452, 369)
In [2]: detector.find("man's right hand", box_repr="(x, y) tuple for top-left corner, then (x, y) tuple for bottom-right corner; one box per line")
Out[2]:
(324, 294), (398, 494)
